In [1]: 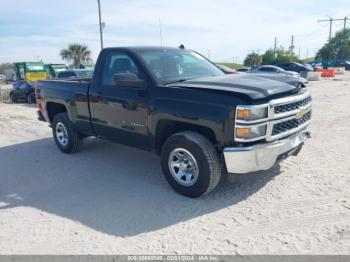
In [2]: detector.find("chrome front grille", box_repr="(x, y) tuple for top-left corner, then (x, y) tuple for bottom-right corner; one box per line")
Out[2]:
(272, 111), (311, 136)
(268, 91), (312, 141)
(274, 96), (312, 114)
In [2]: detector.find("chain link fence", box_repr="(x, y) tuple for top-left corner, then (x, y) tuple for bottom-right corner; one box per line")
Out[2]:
(0, 84), (12, 102)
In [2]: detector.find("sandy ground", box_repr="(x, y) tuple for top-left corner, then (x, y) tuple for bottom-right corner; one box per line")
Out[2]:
(0, 74), (350, 255)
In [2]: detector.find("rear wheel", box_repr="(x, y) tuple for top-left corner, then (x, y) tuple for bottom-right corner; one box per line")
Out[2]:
(52, 112), (83, 154)
(161, 131), (222, 198)
(26, 94), (34, 104)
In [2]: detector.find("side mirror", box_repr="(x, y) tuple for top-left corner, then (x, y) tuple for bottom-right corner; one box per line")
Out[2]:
(113, 73), (145, 89)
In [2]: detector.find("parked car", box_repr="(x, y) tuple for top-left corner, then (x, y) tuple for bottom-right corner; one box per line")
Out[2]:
(57, 69), (94, 78)
(219, 65), (307, 88)
(237, 67), (250, 72)
(35, 46), (312, 198)
(277, 62), (313, 73)
(216, 64), (237, 74)
(331, 60), (350, 70)
(249, 65), (300, 77)
(9, 81), (35, 103)
(249, 73), (308, 88)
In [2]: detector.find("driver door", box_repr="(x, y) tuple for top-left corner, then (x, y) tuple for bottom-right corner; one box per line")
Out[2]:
(89, 51), (150, 150)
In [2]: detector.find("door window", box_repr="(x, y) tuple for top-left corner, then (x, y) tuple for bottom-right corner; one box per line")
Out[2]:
(58, 71), (76, 78)
(259, 67), (275, 72)
(19, 83), (29, 89)
(103, 52), (140, 85)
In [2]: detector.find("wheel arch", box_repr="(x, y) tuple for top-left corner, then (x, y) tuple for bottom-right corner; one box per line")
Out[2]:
(154, 120), (218, 154)
(46, 102), (68, 123)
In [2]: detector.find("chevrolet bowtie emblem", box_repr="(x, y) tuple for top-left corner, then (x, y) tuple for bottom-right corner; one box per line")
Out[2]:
(297, 108), (305, 119)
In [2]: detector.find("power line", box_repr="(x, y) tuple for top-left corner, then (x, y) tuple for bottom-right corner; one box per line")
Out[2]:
(318, 16), (349, 41)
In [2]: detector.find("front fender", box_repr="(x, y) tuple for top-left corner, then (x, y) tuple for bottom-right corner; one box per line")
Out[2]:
(149, 98), (233, 146)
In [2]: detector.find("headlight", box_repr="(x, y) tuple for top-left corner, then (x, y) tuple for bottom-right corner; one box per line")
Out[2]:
(235, 125), (267, 140)
(236, 106), (268, 121)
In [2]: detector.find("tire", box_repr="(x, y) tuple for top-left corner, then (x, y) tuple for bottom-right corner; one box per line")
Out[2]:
(52, 112), (83, 154)
(26, 94), (34, 104)
(10, 93), (16, 103)
(161, 131), (222, 198)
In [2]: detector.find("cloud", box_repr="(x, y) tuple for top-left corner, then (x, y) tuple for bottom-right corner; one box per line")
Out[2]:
(0, 0), (348, 63)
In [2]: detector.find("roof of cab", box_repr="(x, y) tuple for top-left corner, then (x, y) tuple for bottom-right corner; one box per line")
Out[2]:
(101, 46), (187, 52)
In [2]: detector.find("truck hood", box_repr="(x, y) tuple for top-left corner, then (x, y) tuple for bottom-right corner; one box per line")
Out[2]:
(249, 73), (307, 85)
(168, 74), (300, 100)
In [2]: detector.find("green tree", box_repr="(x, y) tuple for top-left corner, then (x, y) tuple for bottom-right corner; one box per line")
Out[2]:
(60, 44), (92, 69)
(316, 28), (350, 60)
(262, 49), (275, 65)
(244, 52), (262, 67)
(275, 47), (298, 63)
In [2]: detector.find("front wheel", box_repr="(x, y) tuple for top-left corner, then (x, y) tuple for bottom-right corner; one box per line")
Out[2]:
(10, 93), (16, 103)
(161, 131), (222, 198)
(52, 112), (83, 154)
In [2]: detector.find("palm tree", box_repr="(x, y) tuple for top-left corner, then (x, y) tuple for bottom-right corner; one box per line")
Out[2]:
(60, 44), (92, 69)
(244, 52), (262, 67)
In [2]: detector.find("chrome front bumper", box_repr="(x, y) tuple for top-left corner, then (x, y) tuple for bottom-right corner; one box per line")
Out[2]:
(223, 130), (311, 174)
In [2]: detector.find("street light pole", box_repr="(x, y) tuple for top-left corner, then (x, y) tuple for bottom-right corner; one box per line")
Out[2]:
(97, 0), (103, 50)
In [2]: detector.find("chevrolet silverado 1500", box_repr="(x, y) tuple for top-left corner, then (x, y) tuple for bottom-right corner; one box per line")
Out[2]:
(35, 47), (312, 197)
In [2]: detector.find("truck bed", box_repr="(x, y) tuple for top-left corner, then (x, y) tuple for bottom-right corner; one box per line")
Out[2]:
(35, 78), (92, 134)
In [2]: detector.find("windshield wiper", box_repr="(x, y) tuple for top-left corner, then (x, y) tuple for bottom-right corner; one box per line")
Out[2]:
(165, 78), (198, 85)
(165, 79), (189, 85)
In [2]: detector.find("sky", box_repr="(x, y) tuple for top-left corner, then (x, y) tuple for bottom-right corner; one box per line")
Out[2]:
(0, 0), (349, 64)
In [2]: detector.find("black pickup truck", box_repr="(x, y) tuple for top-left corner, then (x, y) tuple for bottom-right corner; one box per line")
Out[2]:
(35, 47), (312, 197)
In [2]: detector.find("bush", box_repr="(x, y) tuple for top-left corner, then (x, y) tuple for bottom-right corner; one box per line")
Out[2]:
(261, 47), (299, 65)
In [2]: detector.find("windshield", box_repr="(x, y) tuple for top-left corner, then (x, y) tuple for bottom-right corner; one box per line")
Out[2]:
(25, 63), (45, 72)
(74, 70), (93, 77)
(135, 49), (224, 84)
(275, 66), (285, 71)
(52, 65), (67, 73)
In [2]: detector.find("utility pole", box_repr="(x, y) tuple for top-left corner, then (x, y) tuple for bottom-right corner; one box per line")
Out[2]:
(158, 18), (163, 47)
(306, 48), (309, 59)
(344, 17), (348, 30)
(97, 0), (103, 50)
(290, 35), (295, 54)
(274, 37), (277, 58)
(318, 16), (349, 41)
